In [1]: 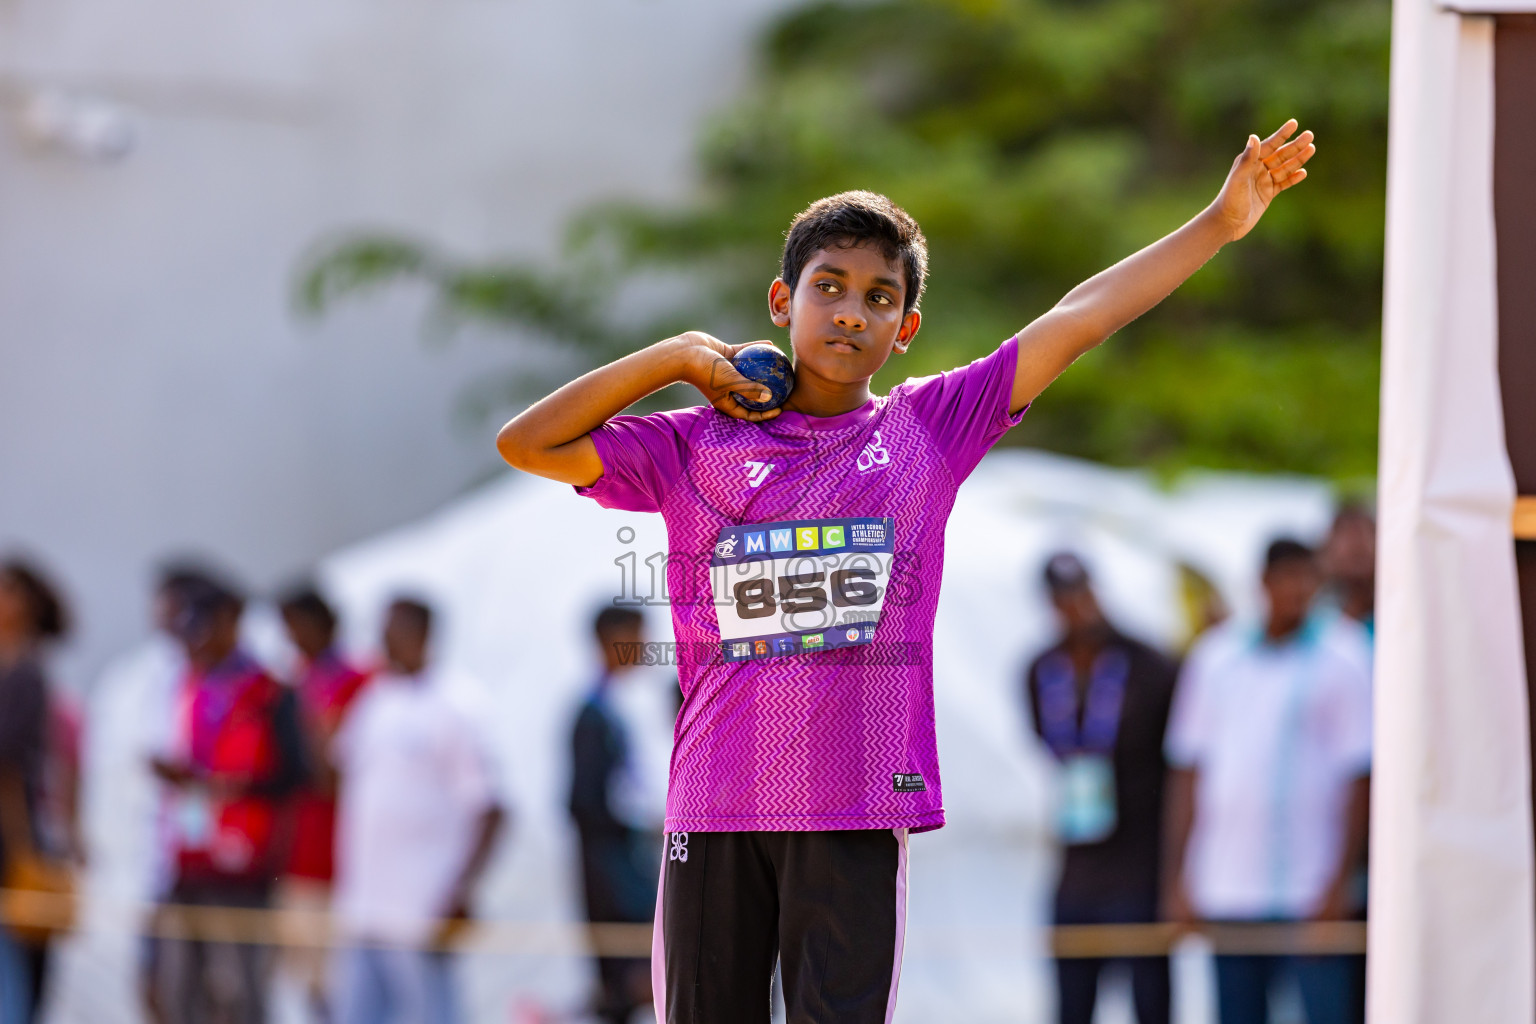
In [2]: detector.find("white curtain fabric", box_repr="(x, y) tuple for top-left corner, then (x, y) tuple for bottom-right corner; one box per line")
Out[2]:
(1371, 6), (1534, 1023)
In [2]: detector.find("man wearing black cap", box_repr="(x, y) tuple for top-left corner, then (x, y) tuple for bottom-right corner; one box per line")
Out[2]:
(1025, 553), (1179, 1024)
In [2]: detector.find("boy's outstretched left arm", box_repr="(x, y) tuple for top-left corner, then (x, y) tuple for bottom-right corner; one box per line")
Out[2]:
(1008, 119), (1316, 414)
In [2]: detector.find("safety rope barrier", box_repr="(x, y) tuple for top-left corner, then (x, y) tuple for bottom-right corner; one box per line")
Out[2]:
(1, 890), (1367, 959)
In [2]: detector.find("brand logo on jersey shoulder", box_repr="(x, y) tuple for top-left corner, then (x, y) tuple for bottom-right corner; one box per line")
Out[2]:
(856, 431), (891, 473)
(669, 833), (690, 863)
(744, 461), (774, 487)
(893, 773), (926, 792)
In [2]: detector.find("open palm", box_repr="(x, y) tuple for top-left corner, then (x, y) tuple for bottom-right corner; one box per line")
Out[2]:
(1214, 119), (1316, 241)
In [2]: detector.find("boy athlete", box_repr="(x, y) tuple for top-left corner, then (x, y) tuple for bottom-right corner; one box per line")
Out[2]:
(499, 120), (1316, 1023)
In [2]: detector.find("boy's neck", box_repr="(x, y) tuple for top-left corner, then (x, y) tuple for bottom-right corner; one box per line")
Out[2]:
(782, 370), (875, 418)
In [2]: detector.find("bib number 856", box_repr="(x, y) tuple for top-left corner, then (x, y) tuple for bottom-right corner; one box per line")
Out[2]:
(733, 570), (878, 619)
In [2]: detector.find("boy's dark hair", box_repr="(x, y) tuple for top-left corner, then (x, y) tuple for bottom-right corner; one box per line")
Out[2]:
(278, 584), (338, 632)
(0, 559), (69, 641)
(781, 191), (929, 314)
(388, 596), (433, 636)
(1264, 538), (1317, 572)
(593, 606), (643, 639)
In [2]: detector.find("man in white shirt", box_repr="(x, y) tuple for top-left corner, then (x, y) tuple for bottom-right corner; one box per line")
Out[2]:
(330, 598), (506, 1024)
(1162, 539), (1372, 1024)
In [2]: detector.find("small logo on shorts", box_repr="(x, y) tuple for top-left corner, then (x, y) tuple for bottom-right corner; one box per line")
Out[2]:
(893, 773), (926, 792)
(669, 833), (690, 863)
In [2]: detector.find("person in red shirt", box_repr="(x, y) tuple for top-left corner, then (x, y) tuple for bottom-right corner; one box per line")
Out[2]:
(149, 576), (308, 1024)
(276, 586), (371, 1023)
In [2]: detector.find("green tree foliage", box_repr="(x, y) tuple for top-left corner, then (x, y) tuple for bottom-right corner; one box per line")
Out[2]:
(300, 0), (1388, 477)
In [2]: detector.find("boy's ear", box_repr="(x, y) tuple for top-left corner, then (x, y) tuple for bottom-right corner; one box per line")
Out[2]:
(768, 278), (792, 327)
(893, 310), (922, 354)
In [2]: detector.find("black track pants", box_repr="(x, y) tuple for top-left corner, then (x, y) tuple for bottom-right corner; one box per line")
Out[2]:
(653, 828), (909, 1024)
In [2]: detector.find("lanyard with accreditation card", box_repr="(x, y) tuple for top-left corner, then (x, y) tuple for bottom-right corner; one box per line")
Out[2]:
(1037, 648), (1130, 845)
(709, 516), (896, 662)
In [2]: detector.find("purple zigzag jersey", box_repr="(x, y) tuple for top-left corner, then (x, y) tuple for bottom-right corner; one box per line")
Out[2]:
(575, 335), (1026, 833)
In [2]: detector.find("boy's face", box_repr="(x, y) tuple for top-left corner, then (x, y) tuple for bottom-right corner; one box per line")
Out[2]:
(769, 242), (921, 387)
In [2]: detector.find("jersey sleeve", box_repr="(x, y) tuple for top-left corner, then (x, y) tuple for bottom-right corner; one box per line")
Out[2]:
(901, 334), (1029, 485)
(573, 406), (707, 513)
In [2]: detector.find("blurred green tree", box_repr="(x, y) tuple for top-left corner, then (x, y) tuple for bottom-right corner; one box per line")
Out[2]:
(299, 0), (1388, 477)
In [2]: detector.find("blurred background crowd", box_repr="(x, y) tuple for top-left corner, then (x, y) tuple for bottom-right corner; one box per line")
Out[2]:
(0, 496), (1377, 1024)
(0, 0), (1391, 1021)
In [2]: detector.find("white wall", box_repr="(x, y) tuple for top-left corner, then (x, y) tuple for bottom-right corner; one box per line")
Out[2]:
(0, 0), (794, 685)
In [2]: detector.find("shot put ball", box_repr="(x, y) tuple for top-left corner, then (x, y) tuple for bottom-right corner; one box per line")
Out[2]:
(731, 343), (795, 411)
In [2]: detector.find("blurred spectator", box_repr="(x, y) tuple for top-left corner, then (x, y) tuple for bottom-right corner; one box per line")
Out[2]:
(1163, 539), (1372, 1024)
(149, 575), (309, 1024)
(1321, 503), (1376, 1024)
(1025, 553), (1178, 1024)
(119, 563), (213, 1024)
(277, 585), (372, 1024)
(569, 607), (657, 1024)
(330, 598), (505, 1024)
(0, 559), (75, 1024)
(1323, 503), (1376, 635)
(136, 567), (214, 895)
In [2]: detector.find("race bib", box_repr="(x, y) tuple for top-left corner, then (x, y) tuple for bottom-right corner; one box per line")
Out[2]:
(710, 517), (895, 662)
(1057, 754), (1118, 845)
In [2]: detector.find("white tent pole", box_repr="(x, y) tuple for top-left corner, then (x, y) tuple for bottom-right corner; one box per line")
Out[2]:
(1371, 4), (1534, 1022)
